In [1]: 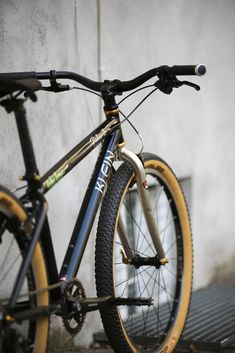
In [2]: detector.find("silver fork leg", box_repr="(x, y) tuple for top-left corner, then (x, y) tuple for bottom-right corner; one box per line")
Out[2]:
(117, 215), (134, 262)
(119, 146), (167, 262)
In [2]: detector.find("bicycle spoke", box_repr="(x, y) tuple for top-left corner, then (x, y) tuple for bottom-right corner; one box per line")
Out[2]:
(163, 265), (177, 278)
(140, 267), (156, 335)
(143, 265), (159, 337)
(144, 267), (175, 300)
(164, 238), (177, 255)
(135, 211), (144, 256)
(119, 266), (135, 297)
(160, 268), (172, 313)
(115, 240), (152, 258)
(137, 271), (145, 330)
(123, 200), (155, 255)
(0, 235), (14, 273)
(160, 202), (171, 245)
(138, 269), (165, 336)
(157, 268), (161, 341)
(115, 265), (152, 289)
(0, 253), (21, 284)
(154, 185), (164, 217)
(141, 216), (176, 257)
(160, 217), (176, 238)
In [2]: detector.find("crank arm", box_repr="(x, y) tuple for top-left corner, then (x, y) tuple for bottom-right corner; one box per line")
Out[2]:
(3, 304), (59, 323)
(4, 296), (153, 322)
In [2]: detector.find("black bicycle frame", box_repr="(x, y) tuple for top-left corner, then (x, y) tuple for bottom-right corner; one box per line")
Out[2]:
(58, 126), (120, 279)
(9, 107), (123, 307)
(41, 116), (122, 281)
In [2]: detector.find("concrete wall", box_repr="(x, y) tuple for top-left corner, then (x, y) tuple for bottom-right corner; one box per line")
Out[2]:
(0, 0), (101, 345)
(99, 0), (235, 289)
(1, 0), (235, 345)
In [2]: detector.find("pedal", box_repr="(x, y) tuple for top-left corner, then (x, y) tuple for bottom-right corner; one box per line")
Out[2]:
(78, 296), (152, 313)
(112, 297), (153, 307)
(79, 296), (112, 304)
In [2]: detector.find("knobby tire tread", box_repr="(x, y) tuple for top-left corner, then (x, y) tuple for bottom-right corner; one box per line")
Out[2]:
(95, 153), (193, 353)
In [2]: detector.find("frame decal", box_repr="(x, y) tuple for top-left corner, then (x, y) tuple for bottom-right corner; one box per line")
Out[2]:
(42, 119), (119, 193)
(95, 149), (114, 194)
(44, 164), (69, 190)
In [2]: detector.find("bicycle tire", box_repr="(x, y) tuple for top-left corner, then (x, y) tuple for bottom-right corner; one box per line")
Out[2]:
(95, 153), (192, 353)
(0, 185), (49, 353)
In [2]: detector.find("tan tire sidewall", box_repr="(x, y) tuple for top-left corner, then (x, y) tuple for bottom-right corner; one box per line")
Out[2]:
(114, 158), (192, 353)
(145, 159), (192, 352)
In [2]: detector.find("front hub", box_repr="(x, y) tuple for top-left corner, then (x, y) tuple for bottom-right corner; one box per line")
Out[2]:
(130, 254), (162, 269)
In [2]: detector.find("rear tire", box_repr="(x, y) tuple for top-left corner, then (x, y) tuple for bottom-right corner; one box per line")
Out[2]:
(0, 185), (49, 353)
(95, 153), (193, 353)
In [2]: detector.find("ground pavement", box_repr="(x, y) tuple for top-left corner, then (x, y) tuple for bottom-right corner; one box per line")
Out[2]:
(64, 349), (113, 353)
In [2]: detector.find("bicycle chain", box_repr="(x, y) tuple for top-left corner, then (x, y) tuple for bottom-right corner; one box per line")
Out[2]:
(0, 278), (83, 353)
(1, 277), (78, 304)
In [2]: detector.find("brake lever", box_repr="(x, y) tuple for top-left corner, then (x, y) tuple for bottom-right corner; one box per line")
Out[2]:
(154, 75), (200, 94)
(170, 78), (200, 91)
(180, 80), (200, 91)
(42, 70), (71, 93)
(41, 84), (71, 93)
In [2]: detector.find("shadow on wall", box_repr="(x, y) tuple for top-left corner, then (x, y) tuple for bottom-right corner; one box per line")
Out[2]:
(210, 254), (235, 285)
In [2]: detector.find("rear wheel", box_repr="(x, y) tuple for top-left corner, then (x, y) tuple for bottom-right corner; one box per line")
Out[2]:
(95, 153), (193, 353)
(0, 185), (49, 353)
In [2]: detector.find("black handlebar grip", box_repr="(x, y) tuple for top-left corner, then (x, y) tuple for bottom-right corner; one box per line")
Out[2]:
(170, 64), (206, 76)
(0, 71), (37, 80)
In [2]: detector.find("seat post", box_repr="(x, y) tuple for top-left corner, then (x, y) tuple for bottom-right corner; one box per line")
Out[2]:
(12, 98), (39, 183)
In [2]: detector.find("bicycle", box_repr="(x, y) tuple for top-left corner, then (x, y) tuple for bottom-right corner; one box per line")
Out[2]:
(0, 64), (206, 353)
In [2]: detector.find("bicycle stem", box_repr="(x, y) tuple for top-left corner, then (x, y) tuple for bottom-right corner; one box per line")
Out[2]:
(118, 146), (167, 263)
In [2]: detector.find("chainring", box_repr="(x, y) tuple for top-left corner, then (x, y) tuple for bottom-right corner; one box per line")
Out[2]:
(62, 280), (86, 335)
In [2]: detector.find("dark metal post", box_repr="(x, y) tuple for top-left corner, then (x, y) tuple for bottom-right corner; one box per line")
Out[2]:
(14, 99), (39, 179)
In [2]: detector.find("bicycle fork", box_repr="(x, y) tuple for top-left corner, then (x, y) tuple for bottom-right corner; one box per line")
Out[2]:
(117, 145), (168, 265)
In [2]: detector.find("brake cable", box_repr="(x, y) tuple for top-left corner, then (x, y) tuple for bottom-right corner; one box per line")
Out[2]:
(1, 76), (200, 304)
(118, 87), (159, 154)
(117, 84), (155, 105)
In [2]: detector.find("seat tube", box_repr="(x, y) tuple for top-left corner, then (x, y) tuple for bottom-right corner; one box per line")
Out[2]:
(14, 99), (39, 178)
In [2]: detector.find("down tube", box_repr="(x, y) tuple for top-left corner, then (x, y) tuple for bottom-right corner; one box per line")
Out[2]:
(61, 131), (119, 280)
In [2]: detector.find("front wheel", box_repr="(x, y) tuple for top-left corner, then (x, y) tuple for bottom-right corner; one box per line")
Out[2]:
(95, 153), (193, 353)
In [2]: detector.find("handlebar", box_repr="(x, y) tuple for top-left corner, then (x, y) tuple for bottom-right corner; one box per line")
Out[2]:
(115, 64), (206, 92)
(0, 64), (206, 94)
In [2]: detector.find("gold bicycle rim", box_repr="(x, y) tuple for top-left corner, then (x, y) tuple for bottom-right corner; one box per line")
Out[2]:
(113, 159), (193, 353)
